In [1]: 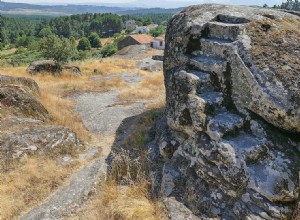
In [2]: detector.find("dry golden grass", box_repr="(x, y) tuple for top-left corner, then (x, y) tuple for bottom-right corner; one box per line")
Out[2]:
(118, 71), (166, 109)
(0, 157), (79, 220)
(70, 181), (167, 220)
(0, 58), (139, 141)
(0, 48), (16, 56)
(0, 56), (166, 220)
(73, 58), (137, 76)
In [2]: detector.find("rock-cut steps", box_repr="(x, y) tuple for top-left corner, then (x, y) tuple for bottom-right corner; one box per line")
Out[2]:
(183, 20), (268, 157)
(163, 6), (300, 219)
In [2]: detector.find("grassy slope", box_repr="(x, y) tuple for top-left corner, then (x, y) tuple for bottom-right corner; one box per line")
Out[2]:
(0, 56), (166, 219)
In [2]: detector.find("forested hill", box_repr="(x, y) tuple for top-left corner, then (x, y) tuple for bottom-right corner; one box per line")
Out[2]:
(0, 1), (127, 15)
(0, 1), (180, 16)
(45, 13), (123, 38)
(0, 13), (124, 46)
(0, 14), (35, 45)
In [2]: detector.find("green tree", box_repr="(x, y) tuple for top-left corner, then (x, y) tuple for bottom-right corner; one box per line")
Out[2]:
(149, 25), (166, 37)
(40, 35), (76, 65)
(77, 37), (91, 51)
(39, 27), (52, 38)
(143, 18), (153, 26)
(88, 32), (102, 48)
(101, 43), (117, 57)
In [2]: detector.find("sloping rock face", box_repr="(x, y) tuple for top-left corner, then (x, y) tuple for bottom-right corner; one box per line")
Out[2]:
(159, 4), (300, 219)
(0, 75), (82, 171)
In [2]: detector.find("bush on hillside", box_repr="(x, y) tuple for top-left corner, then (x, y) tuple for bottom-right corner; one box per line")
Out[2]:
(101, 43), (117, 57)
(77, 37), (92, 51)
(149, 25), (166, 37)
(88, 32), (102, 48)
(40, 35), (76, 64)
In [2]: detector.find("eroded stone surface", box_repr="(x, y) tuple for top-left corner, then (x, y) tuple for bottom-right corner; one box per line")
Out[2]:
(0, 74), (83, 171)
(156, 4), (300, 219)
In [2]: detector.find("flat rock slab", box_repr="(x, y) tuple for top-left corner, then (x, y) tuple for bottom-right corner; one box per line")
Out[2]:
(120, 72), (143, 84)
(20, 158), (107, 220)
(72, 91), (145, 135)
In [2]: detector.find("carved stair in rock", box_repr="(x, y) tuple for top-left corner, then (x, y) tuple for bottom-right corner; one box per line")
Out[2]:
(200, 38), (233, 58)
(206, 21), (244, 41)
(190, 55), (227, 75)
(206, 111), (244, 141)
(184, 20), (267, 153)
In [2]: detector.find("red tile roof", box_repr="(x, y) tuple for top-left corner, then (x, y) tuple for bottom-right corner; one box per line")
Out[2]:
(154, 36), (165, 41)
(130, 34), (154, 44)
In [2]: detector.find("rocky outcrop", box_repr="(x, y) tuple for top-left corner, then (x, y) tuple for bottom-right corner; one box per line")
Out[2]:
(27, 60), (82, 76)
(0, 74), (82, 171)
(156, 4), (300, 219)
(0, 74), (49, 121)
(137, 58), (163, 72)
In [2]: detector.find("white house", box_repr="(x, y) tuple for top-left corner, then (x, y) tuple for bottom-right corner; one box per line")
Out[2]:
(132, 26), (150, 34)
(125, 20), (137, 30)
(151, 36), (165, 50)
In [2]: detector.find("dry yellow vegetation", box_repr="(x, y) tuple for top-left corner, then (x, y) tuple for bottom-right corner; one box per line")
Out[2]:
(0, 56), (166, 220)
(0, 157), (79, 219)
(70, 181), (167, 220)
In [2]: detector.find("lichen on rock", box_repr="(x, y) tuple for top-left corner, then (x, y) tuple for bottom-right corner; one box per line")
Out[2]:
(155, 4), (300, 219)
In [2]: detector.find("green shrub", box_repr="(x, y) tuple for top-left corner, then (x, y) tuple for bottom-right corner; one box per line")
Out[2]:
(77, 37), (91, 51)
(40, 35), (76, 64)
(88, 32), (102, 48)
(101, 43), (117, 57)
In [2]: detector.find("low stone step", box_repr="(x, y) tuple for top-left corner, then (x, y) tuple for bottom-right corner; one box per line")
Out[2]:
(186, 70), (211, 90)
(190, 55), (227, 75)
(207, 22), (244, 41)
(174, 70), (210, 94)
(197, 91), (224, 114)
(223, 133), (268, 162)
(206, 111), (244, 141)
(200, 38), (233, 58)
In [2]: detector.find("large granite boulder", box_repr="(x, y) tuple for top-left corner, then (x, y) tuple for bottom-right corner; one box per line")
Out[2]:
(27, 60), (82, 76)
(137, 58), (163, 72)
(0, 74), (83, 171)
(157, 4), (300, 219)
(0, 74), (49, 121)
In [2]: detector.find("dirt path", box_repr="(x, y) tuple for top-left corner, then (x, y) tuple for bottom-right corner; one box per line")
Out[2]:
(20, 73), (146, 220)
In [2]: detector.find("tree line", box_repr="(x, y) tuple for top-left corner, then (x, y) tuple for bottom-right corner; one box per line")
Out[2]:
(264, 0), (300, 11)
(0, 13), (123, 48)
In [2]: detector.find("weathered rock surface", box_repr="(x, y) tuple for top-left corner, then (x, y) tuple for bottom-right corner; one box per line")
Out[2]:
(27, 60), (82, 76)
(155, 4), (300, 219)
(0, 74), (49, 121)
(0, 74), (82, 170)
(137, 58), (163, 72)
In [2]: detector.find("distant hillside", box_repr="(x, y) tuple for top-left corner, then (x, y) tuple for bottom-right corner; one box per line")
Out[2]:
(0, 1), (182, 16)
(119, 7), (183, 15)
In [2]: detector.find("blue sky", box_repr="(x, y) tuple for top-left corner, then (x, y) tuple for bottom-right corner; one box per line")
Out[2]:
(4, 0), (285, 8)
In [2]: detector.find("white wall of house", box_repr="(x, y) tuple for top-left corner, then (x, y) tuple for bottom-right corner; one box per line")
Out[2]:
(132, 26), (150, 34)
(151, 40), (165, 50)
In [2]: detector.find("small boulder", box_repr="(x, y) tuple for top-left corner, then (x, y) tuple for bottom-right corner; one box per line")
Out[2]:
(64, 65), (82, 76)
(27, 60), (61, 75)
(0, 85), (50, 121)
(137, 58), (163, 72)
(0, 74), (40, 95)
(27, 60), (82, 77)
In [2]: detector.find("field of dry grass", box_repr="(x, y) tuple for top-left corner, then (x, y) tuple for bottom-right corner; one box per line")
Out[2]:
(69, 181), (167, 220)
(0, 56), (166, 220)
(0, 157), (79, 219)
